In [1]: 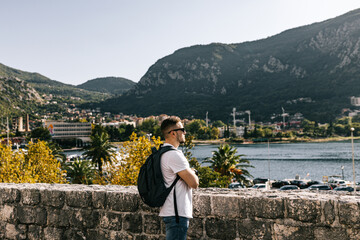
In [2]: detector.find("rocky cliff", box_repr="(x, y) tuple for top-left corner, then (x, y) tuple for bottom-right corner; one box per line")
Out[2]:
(98, 9), (360, 122)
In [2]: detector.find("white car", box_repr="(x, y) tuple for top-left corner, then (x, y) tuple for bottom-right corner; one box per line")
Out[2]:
(251, 184), (266, 189)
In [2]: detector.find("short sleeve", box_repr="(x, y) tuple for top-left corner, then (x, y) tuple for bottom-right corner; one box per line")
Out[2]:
(166, 150), (190, 174)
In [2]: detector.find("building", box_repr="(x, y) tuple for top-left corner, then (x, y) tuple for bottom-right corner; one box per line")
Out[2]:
(43, 120), (92, 146)
(351, 96), (360, 106)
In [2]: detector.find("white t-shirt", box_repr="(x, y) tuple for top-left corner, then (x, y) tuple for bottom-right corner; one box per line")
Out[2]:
(159, 143), (193, 218)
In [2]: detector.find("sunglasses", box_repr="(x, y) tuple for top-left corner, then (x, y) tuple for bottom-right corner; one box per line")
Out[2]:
(168, 128), (186, 134)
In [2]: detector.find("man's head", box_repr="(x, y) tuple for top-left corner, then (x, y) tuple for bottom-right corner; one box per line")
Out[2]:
(161, 116), (186, 145)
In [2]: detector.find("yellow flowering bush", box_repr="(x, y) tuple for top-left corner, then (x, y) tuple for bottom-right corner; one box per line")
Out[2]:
(0, 141), (66, 183)
(108, 133), (162, 185)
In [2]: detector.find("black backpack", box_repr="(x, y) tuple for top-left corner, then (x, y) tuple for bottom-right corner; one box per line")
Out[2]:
(137, 145), (180, 208)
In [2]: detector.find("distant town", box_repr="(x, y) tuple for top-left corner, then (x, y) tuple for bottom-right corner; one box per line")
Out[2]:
(2, 94), (360, 150)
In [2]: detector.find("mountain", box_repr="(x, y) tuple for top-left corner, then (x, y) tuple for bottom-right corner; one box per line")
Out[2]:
(0, 76), (44, 115)
(0, 63), (108, 103)
(77, 77), (135, 95)
(92, 9), (360, 123)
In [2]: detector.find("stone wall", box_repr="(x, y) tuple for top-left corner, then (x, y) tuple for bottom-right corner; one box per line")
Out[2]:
(0, 183), (359, 240)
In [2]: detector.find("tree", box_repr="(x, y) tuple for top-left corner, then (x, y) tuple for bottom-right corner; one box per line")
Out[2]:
(0, 141), (66, 183)
(185, 119), (206, 137)
(205, 144), (253, 187)
(108, 133), (162, 185)
(30, 127), (52, 142)
(65, 159), (95, 184)
(243, 126), (248, 139)
(48, 142), (66, 163)
(121, 124), (135, 141)
(210, 127), (220, 139)
(137, 119), (161, 137)
(83, 127), (116, 176)
(212, 120), (225, 128)
(182, 136), (238, 188)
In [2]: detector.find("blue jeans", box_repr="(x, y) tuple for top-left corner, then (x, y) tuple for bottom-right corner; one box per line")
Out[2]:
(163, 216), (189, 240)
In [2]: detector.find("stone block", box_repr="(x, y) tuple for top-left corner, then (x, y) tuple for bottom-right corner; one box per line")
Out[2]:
(21, 188), (40, 205)
(273, 223), (314, 240)
(135, 235), (164, 240)
(86, 229), (110, 240)
(5, 223), (27, 240)
(109, 231), (135, 240)
(44, 227), (64, 240)
(139, 200), (160, 213)
(193, 194), (211, 217)
(211, 195), (247, 219)
(238, 219), (272, 240)
(41, 190), (65, 208)
(0, 188), (20, 204)
(28, 225), (43, 240)
(47, 208), (70, 227)
(92, 191), (106, 209)
(339, 201), (360, 225)
(143, 214), (161, 234)
(187, 217), (204, 239)
(66, 190), (92, 208)
(314, 227), (347, 239)
(323, 200), (335, 225)
(17, 206), (47, 225)
(107, 192), (139, 212)
(99, 211), (122, 231)
(0, 205), (17, 223)
(69, 209), (99, 228)
(160, 217), (166, 234)
(0, 221), (6, 239)
(287, 198), (321, 223)
(63, 229), (87, 240)
(123, 213), (143, 234)
(205, 217), (237, 239)
(347, 228), (360, 240)
(248, 196), (284, 219)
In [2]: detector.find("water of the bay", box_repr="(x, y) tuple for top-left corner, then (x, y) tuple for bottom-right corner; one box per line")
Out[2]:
(64, 140), (360, 182)
(186, 140), (360, 182)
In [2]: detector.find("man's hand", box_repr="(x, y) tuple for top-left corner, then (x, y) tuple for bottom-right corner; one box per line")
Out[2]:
(178, 168), (199, 189)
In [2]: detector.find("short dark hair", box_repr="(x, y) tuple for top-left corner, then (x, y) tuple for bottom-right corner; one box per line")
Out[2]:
(161, 116), (181, 137)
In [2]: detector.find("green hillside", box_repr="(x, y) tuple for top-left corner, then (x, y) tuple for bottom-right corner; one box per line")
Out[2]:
(92, 9), (360, 123)
(77, 77), (135, 95)
(0, 76), (43, 117)
(0, 63), (108, 103)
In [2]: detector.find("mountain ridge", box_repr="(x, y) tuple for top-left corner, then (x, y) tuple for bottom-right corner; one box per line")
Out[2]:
(77, 77), (135, 95)
(93, 8), (360, 123)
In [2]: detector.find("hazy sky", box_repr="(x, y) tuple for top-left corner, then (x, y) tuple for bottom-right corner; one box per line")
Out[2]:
(1, 1), (360, 85)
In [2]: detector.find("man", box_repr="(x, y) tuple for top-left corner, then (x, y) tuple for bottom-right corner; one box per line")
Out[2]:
(159, 116), (199, 240)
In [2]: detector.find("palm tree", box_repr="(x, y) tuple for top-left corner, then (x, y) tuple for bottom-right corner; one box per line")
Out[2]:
(205, 144), (253, 186)
(65, 158), (95, 184)
(82, 129), (115, 176)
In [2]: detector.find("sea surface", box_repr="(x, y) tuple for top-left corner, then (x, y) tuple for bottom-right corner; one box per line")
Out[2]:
(64, 140), (360, 182)
(185, 140), (360, 182)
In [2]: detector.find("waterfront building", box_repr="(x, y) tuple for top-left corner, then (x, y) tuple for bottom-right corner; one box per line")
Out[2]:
(43, 120), (92, 147)
(351, 96), (360, 106)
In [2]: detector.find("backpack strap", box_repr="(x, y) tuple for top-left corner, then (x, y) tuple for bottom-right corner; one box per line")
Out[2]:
(173, 177), (180, 224)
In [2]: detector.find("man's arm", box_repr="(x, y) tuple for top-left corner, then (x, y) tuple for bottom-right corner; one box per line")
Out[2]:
(178, 168), (199, 189)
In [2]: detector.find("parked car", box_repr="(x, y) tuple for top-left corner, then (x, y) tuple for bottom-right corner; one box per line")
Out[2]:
(253, 178), (268, 184)
(279, 185), (300, 191)
(290, 180), (308, 189)
(328, 178), (348, 189)
(333, 186), (354, 192)
(251, 184), (266, 189)
(308, 184), (332, 191)
(272, 180), (290, 188)
(229, 182), (245, 189)
(306, 180), (322, 187)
